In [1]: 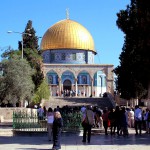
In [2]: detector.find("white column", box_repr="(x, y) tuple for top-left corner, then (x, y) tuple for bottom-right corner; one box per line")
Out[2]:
(83, 85), (85, 97)
(126, 101), (128, 107)
(136, 98), (139, 105)
(91, 78), (93, 97)
(134, 99), (136, 106)
(100, 76), (102, 96)
(58, 78), (61, 96)
(75, 78), (78, 97)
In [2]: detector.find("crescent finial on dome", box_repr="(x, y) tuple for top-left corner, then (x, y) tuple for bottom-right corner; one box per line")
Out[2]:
(66, 8), (69, 19)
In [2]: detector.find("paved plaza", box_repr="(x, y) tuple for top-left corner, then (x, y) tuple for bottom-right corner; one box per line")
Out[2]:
(0, 128), (150, 150)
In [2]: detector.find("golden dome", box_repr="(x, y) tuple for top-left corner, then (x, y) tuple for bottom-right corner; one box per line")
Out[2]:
(40, 19), (95, 53)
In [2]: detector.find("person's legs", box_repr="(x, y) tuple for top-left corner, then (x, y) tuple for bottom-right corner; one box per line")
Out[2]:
(47, 124), (51, 141)
(116, 125), (120, 135)
(57, 130), (61, 149)
(83, 126), (87, 142)
(110, 122), (115, 135)
(48, 124), (53, 141)
(52, 131), (56, 148)
(120, 127), (123, 135)
(100, 117), (103, 128)
(134, 120), (138, 134)
(53, 130), (61, 149)
(110, 125), (113, 135)
(113, 122), (116, 134)
(149, 122), (150, 133)
(103, 121), (108, 135)
(128, 118), (131, 128)
(87, 125), (92, 143)
(131, 118), (134, 128)
(138, 121), (142, 135)
(123, 126), (128, 136)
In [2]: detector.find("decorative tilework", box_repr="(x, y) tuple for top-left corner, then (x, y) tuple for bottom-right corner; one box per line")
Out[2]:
(42, 49), (95, 64)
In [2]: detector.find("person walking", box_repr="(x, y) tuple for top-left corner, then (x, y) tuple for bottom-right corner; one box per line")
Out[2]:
(144, 108), (149, 133)
(52, 111), (63, 150)
(37, 105), (44, 122)
(128, 108), (134, 128)
(120, 107), (128, 136)
(47, 107), (54, 141)
(95, 107), (103, 128)
(102, 108), (109, 135)
(82, 105), (94, 143)
(108, 108), (115, 135)
(43, 106), (47, 119)
(114, 106), (121, 136)
(134, 105), (142, 135)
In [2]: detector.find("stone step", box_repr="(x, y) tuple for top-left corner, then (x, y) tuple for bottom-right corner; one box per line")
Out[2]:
(0, 127), (13, 136)
(41, 97), (115, 110)
(0, 121), (12, 126)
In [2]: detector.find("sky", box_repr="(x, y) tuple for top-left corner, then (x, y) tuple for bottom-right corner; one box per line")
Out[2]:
(0, 0), (130, 67)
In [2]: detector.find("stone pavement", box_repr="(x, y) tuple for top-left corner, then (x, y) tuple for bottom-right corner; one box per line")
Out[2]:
(0, 128), (150, 150)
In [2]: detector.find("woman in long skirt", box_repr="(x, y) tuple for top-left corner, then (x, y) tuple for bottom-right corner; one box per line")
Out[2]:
(52, 111), (63, 150)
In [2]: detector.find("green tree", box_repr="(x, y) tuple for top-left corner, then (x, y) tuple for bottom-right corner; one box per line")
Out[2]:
(32, 79), (50, 104)
(18, 20), (44, 91)
(136, 0), (150, 98)
(1, 46), (20, 60)
(18, 20), (39, 51)
(114, 0), (150, 99)
(1, 20), (49, 106)
(0, 59), (35, 106)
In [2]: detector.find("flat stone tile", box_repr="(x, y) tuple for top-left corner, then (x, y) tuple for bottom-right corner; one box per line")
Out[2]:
(0, 128), (150, 150)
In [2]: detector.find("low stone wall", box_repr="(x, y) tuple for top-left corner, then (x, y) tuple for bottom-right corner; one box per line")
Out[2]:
(0, 108), (37, 122)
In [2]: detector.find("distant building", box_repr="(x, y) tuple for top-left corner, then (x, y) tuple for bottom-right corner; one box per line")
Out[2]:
(40, 17), (114, 97)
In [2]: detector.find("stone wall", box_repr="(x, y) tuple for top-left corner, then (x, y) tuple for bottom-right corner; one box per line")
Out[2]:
(0, 108), (37, 122)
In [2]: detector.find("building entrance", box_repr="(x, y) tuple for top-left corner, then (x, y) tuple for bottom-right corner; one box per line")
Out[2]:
(63, 80), (71, 91)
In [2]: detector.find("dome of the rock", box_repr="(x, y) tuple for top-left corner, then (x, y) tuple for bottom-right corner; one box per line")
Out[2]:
(40, 19), (95, 53)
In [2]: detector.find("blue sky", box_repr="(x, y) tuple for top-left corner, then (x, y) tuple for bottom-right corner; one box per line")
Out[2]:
(0, 0), (130, 67)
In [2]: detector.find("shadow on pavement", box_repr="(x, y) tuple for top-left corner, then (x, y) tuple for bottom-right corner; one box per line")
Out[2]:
(0, 132), (150, 146)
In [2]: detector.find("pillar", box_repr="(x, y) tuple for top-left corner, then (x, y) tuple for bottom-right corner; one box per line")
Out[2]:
(91, 78), (93, 97)
(75, 78), (78, 97)
(58, 77), (61, 96)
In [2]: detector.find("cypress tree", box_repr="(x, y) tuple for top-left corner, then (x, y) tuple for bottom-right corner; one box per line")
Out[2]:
(114, 0), (150, 99)
(18, 20), (44, 91)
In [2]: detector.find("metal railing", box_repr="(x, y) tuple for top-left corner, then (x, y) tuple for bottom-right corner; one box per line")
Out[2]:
(13, 110), (82, 132)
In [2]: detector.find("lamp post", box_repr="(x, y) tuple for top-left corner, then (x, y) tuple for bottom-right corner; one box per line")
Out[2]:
(7, 31), (32, 59)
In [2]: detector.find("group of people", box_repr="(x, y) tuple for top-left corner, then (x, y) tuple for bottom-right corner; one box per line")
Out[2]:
(37, 104), (150, 149)
(54, 89), (76, 97)
(38, 106), (63, 150)
(106, 105), (150, 136)
(81, 104), (150, 142)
